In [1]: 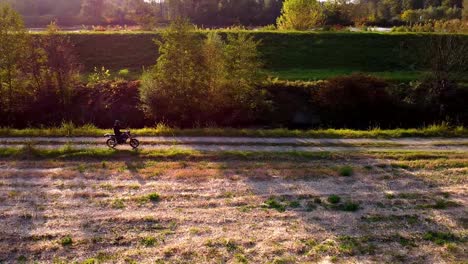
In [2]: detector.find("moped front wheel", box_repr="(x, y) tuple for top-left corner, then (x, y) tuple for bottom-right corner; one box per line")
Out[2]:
(130, 139), (140, 149)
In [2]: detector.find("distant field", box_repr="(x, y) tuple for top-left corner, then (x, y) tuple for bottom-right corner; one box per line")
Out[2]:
(35, 31), (468, 81)
(269, 68), (427, 82)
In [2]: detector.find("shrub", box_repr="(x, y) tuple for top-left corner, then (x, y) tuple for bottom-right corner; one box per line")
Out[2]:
(260, 79), (321, 127)
(72, 80), (146, 128)
(314, 74), (395, 129)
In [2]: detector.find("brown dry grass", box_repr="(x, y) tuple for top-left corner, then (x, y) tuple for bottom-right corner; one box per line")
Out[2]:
(0, 152), (466, 263)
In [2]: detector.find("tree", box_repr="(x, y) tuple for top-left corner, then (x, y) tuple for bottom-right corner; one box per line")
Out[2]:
(463, 0), (468, 20)
(21, 21), (81, 124)
(277, 0), (325, 30)
(40, 23), (80, 110)
(0, 4), (28, 122)
(401, 9), (420, 24)
(140, 19), (267, 127)
(140, 19), (206, 126)
(411, 35), (468, 119)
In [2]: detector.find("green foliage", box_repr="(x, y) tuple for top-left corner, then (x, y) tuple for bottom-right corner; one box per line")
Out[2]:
(263, 197), (287, 212)
(24, 21), (81, 120)
(0, 3), (28, 118)
(277, 0), (325, 30)
(401, 10), (420, 25)
(141, 236), (157, 247)
(338, 166), (354, 176)
(140, 20), (267, 127)
(60, 235), (73, 246)
(111, 198), (125, 209)
(315, 74), (395, 129)
(339, 201), (360, 212)
(118, 68), (130, 79)
(327, 195), (341, 204)
(423, 231), (459, 245)
(88, 66), (111, 84)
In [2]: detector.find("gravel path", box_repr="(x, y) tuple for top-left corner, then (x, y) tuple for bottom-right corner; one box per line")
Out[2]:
(1, 136), (468, 144)
(1, 137), (467, 152)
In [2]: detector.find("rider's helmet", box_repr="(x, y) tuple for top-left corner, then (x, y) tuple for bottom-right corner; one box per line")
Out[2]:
(114, 120), (121, 127)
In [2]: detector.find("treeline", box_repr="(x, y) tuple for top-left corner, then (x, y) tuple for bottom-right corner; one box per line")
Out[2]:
(1, 6), (467, 129)
(1, 0), (466, 28)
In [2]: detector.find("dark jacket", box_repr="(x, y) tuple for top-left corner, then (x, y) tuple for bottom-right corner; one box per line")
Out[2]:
(113, 125), (122, 136)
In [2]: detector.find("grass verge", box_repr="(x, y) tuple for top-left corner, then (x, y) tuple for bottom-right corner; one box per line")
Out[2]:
(0, 124), (466, 138)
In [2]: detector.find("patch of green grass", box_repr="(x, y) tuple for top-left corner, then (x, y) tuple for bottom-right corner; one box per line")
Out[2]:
(423, 199), (461, 209)
(270, 68), (426, 82)
(327, 195), (341, 204)
(423, 231), (459, 245)
(137, 193), (161, 205)
(263, 197), (287, 212)
(338, 166), (354, 176)
(60, 235), (73, 247)
(393, 234), (417, 247)
(270, 256), (296, 264)
(312, 239), (337, 254)
(111, 199), (125, 209)
(288, 200), (301, 208)
(362, 214), (419, 224)
(77, 164), (86, 173)
(141, 236), (157, 247)
(338, 201), (360, 212)
(224, 239), (239, 252)
(148, 193), (161, 202)
(234, 253), (249, 264)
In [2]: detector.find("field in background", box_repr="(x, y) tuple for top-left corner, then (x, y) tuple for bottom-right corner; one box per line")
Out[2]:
(0, 149), (466, 263)
(35, 31), (468, 81)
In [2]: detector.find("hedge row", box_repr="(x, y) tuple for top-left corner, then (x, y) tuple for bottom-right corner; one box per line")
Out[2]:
(5, 76), (467, 129)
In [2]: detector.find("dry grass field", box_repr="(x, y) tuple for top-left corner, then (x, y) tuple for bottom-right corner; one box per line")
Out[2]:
(0, 150), (466, 263)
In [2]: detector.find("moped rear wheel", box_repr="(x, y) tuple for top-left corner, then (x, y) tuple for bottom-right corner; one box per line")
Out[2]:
(107, 138), (118, 148)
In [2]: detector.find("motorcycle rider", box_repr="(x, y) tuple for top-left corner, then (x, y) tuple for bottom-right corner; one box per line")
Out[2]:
(113, 120), (123, 143)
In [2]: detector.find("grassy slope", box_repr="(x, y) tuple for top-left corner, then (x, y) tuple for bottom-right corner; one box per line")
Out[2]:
(0, 125), (466, 138)
(36, 31), (468, 81)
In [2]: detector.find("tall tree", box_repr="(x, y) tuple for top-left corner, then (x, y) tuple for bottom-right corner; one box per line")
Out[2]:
(0, 4), (28, 121)
(463, 0), (468, 19)
(277, 0), (325, 30)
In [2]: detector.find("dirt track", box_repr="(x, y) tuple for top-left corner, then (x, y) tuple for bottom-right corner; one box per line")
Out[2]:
(1, 137), (468, 152)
